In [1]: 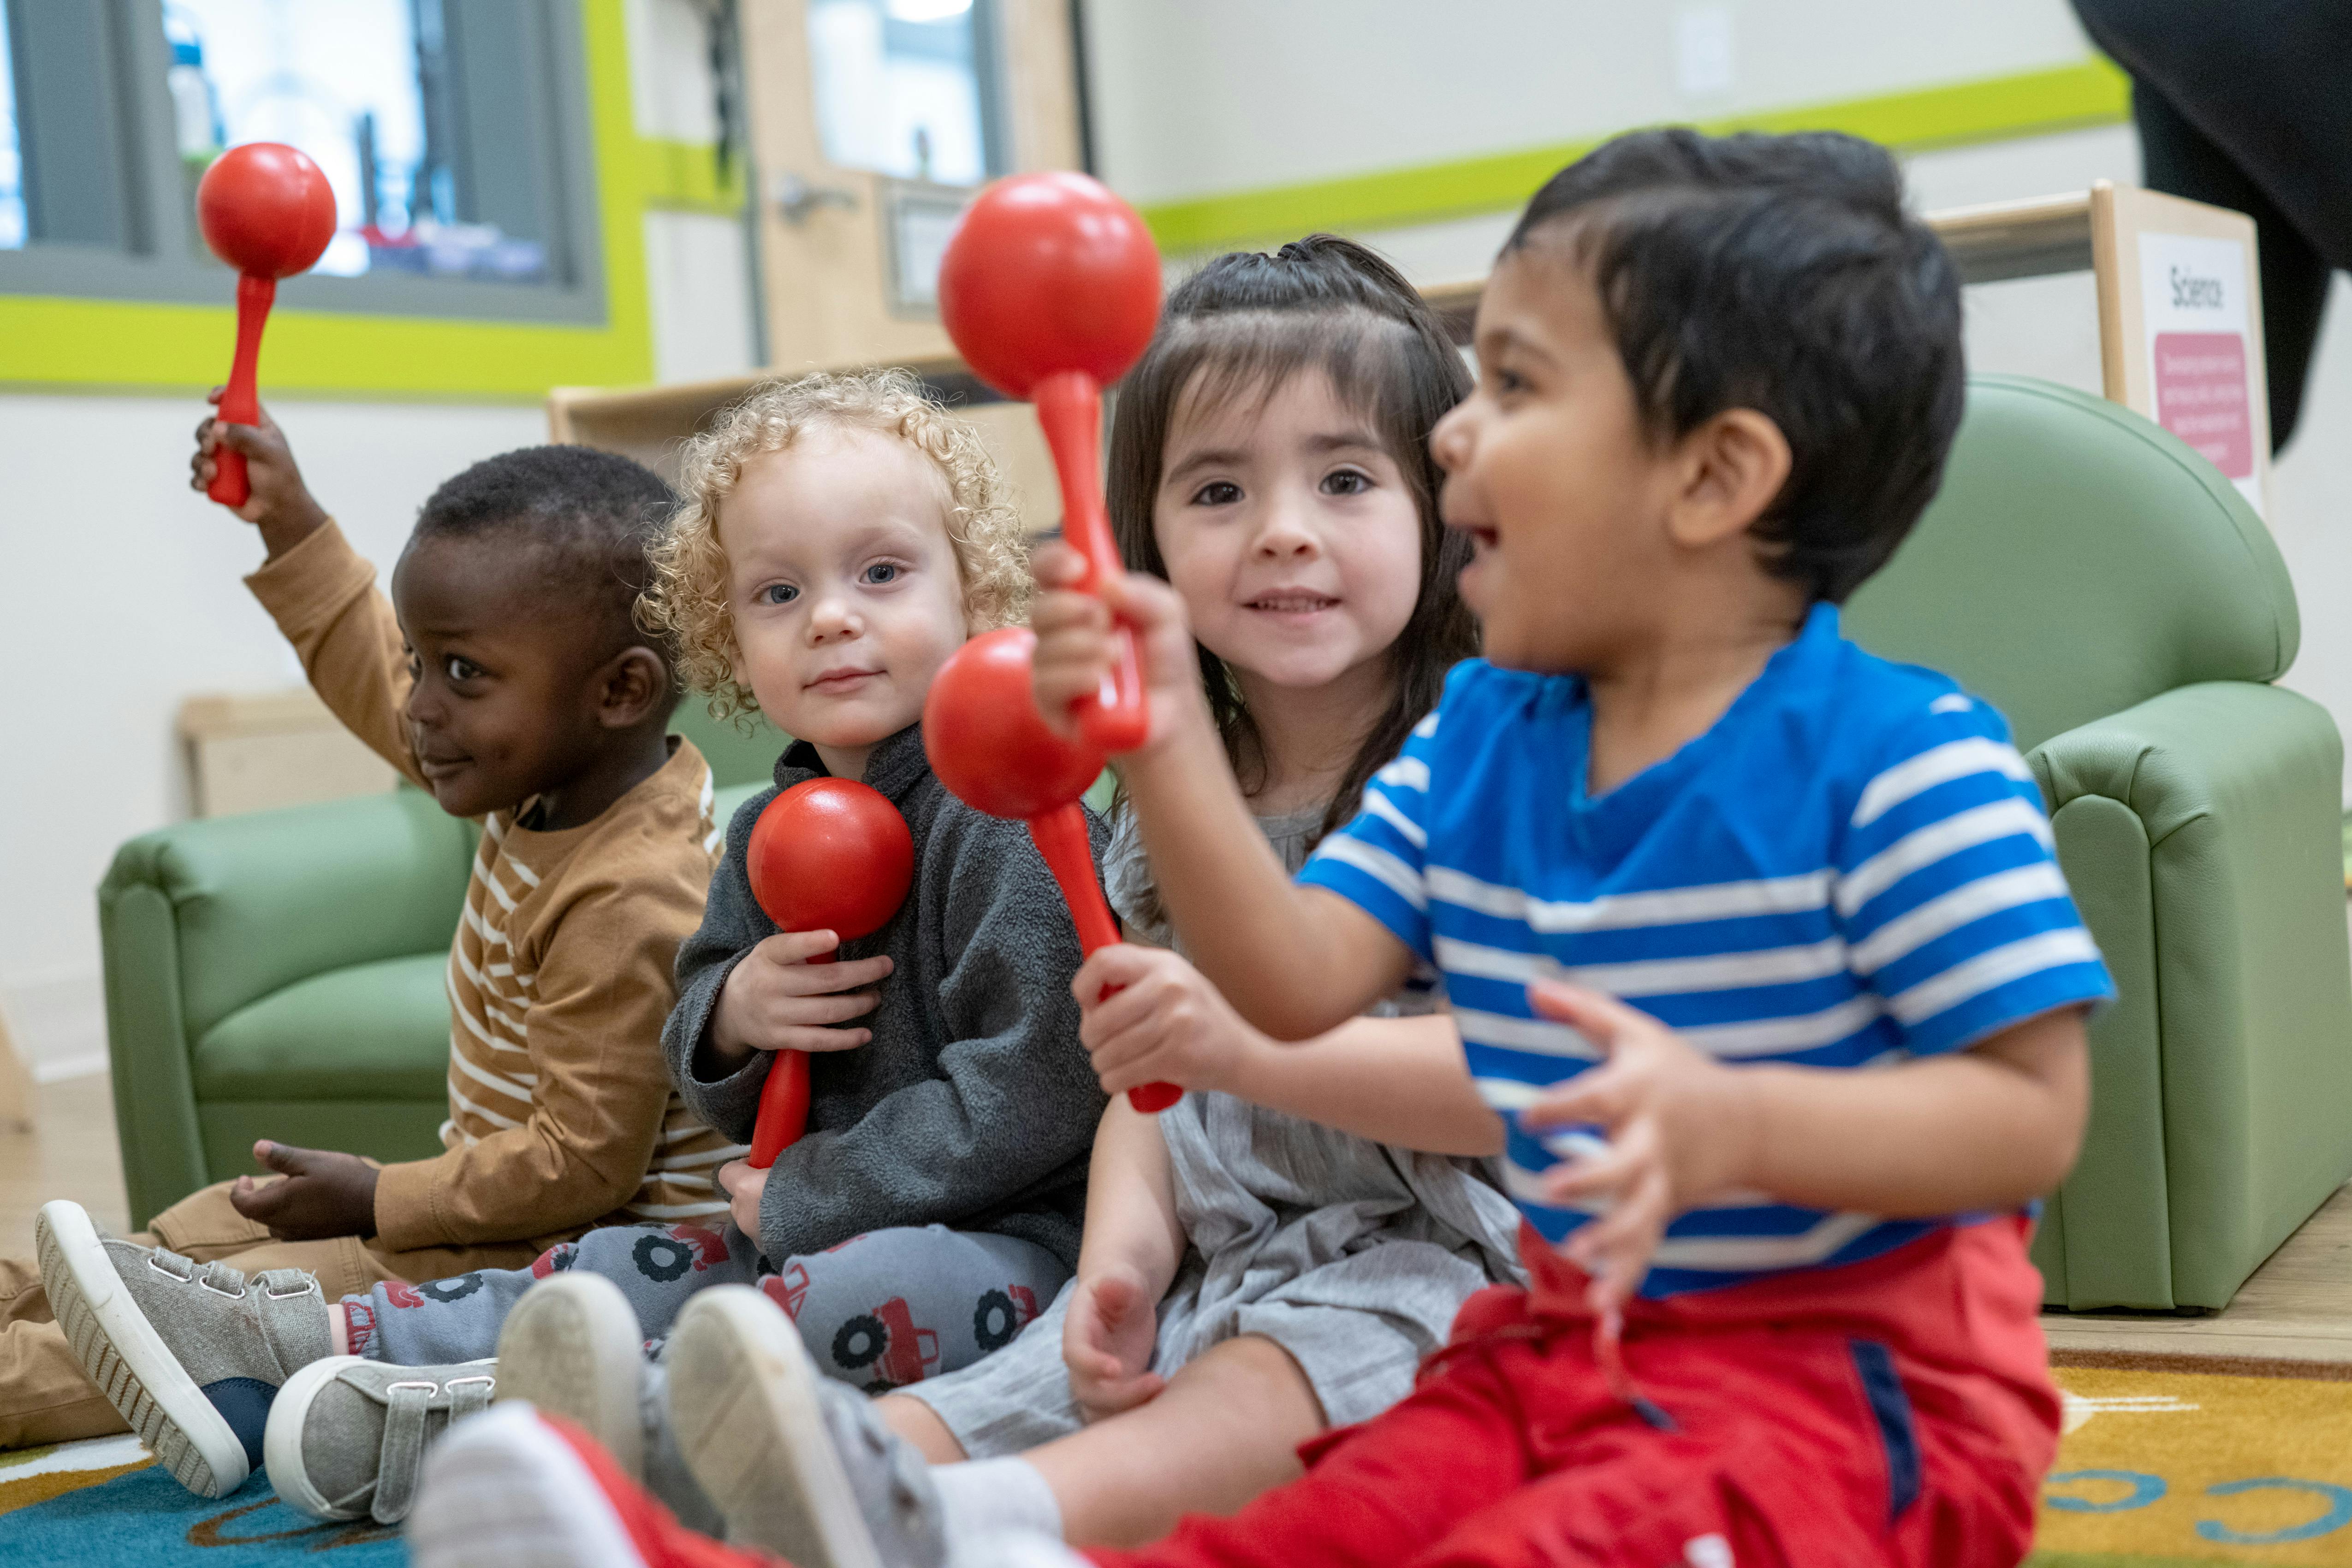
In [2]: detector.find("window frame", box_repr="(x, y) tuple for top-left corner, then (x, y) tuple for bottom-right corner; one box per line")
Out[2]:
(0, 0), (608, 327)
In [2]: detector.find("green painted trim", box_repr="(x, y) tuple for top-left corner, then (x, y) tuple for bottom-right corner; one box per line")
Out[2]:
(637, 137), (749, 216)
(0, 0), (671, 400)
(1140, 59), (2132, 254)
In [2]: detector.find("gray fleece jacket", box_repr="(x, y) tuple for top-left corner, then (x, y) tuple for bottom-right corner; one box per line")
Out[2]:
(662, 723), (1110, 1271)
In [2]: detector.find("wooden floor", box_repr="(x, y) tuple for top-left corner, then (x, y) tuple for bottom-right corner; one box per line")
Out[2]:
(0, 1075), (130, 1251)
(2043, 1180), (2352, 1364)
(3, 1073), (2349, 1362)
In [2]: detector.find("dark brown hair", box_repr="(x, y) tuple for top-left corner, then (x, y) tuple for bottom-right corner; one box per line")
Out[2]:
(1105, 235), (1478, 841)
(1506, 128), (1964, 603)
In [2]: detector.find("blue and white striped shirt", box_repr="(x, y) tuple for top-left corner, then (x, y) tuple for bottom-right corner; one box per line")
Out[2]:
(1299, 604), (2112, 1298)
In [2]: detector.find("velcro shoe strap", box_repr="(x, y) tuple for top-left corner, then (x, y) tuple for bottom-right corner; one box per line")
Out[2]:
(250, 1270), (333, 1369)
(372, 1382), (436, 1525)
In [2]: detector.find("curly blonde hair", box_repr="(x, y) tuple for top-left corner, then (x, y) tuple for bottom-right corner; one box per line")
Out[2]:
(640, 368), (1031, 720)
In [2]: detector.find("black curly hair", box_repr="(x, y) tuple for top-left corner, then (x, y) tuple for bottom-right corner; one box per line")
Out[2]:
(410, 445), (680, 695)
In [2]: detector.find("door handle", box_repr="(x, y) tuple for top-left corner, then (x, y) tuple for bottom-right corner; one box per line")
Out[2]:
(773, 173), (860, 225)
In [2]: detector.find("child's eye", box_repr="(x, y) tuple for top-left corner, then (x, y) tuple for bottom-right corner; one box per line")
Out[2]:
(444, 655), (482, 683)
(758, 583), (799, 606)
(861, 562), (901, 585)
(1191, 480), (1242, 506)
(1491, 368), (1529, 396)
(1322, 468), (1373, 497)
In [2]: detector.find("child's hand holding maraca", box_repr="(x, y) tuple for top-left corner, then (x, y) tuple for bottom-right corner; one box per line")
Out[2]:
(716, 1156), (770, 1240)
(707, 931), (894, 1065)
(1030, 542), (1204, 755)
(190, 393), (327, 554)
(1075, 944), (1263, 1100)
(1062, 1260), (1168, 1420)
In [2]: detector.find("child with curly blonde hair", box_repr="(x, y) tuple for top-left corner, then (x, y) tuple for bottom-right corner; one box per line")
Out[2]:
(246, 369), (1112, 1532)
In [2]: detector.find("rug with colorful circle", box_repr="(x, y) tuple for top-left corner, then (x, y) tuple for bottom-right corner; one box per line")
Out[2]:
(0, 1350), (2346, 1564)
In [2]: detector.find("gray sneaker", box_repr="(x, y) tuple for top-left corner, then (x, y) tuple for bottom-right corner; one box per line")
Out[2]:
(36, 1198), (333, 1498)
(265, 1357), (498, 1523)
(667, 1284), (944, 1568)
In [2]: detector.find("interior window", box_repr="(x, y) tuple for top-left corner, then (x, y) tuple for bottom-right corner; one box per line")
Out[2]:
(807, 0), (999, 187)
(162, 0), (548, 284)
(0, 3), (22, 250)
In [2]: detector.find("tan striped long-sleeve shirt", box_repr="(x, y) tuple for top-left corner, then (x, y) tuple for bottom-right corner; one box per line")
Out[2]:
(249, 521), (743, 1251)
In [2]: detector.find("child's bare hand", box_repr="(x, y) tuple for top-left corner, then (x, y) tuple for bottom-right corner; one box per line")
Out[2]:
(228, 1141), (380, 1241)
(1075, 944), (1260, 1098)
(716, 1158), (770, 1239)
(1063, 1263), (1166, 1420)
(190, 392), (329, 554)
(1516, 981), (1753, 1319)
(1029, 543), (1204, 750)
(709, 930), (893, 1063)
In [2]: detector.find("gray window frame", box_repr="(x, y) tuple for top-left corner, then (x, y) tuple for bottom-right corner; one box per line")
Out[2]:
(0, 0), (606, 325)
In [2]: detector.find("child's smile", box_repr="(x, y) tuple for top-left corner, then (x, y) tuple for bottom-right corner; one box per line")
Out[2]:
(1154, 369), (1422, 698)
(719, 425), (972, 781)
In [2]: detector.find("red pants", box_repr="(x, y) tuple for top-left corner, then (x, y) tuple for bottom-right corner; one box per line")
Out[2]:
(1087, 1220), (2059, 1568)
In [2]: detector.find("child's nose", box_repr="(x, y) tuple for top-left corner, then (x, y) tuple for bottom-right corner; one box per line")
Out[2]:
(1252, 502), (1321, 560)
(1431, 403), (1472, 471)
(808, 594), (859, 640)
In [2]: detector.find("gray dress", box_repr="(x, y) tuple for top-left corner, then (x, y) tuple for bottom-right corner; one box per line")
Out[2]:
(903, 806), (1524, 1455)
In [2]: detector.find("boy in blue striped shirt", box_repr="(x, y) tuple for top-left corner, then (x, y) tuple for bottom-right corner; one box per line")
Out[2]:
(1030, 128), (2111, 1568)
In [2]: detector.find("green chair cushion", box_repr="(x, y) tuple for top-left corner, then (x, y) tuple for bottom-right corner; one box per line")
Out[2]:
(193, 953), (451, 1103)
(1846, 375), (2297, 752)
(672, 706), (789, 790)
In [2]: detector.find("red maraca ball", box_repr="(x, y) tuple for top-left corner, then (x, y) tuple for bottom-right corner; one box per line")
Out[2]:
(923, 628), (1106, 820)
(938, 172), (1162, 400)
(197, 143), (338, 280)
(746, 779), (915, 940)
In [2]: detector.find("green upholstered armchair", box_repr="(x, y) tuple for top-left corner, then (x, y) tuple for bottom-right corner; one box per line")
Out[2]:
(1845, 374), (2352, 1311)
(98, 707), (781, 1228)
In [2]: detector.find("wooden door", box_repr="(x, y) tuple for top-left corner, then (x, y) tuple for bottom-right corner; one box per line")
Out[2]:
(739, 0), (1083, 373)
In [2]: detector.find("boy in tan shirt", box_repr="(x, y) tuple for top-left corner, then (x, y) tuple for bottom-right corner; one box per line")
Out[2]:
(2, 407), (737, 1492)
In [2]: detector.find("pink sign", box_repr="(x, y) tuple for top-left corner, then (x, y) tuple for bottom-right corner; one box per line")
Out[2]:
(2153, 331), (2253, 479)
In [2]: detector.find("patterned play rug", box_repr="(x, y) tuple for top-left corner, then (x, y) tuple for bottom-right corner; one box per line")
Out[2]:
(0, 1434), (399, 1564)
(2034, 1353), (2352, 1567)
(0, 1353), (2346, 1564)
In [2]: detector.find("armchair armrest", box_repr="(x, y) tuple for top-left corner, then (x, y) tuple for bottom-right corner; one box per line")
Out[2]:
(2030, 680), (2352, 1308)
(98, 788), (475, 1223)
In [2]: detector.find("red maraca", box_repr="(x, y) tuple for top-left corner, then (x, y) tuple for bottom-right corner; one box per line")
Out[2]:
(923, 627), (1179, 1113)
(938, 172), (1161, 753)
(743, 778), (916, 1166)
(196, 143), (337, 508)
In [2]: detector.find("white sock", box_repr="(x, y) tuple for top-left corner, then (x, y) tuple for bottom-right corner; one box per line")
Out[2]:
(931, 1456), (1065, 1542)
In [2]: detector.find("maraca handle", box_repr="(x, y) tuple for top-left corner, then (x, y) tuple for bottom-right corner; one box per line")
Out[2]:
(1027, 803), (1180, 1114)
(1033, 372), (1150, 753)
(746, 1050), (808, 1169)
(208, 273), (277, 509)
(744, 946), (838, 1168)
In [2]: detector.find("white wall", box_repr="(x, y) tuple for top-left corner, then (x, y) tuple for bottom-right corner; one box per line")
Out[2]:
(1083, 0), (2097, 206)
(0, 395), (548, 1076)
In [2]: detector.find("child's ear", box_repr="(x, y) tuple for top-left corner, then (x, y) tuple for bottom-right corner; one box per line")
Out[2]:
(1665, 408), (1792, 551)
(597, 647), (671, 729)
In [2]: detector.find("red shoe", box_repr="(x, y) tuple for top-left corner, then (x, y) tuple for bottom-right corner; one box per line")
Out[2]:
(405, 1402), (786, 1568)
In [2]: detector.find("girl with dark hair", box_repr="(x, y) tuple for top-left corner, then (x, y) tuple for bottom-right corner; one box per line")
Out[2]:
(845, 235), (1513, 1552)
